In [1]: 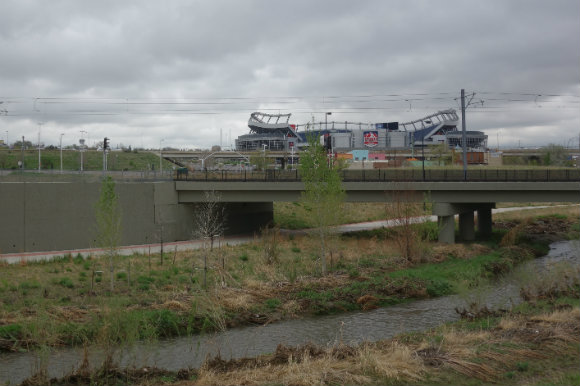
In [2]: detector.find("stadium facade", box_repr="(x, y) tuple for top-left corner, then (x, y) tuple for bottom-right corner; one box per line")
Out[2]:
(235, 110), (487, 152)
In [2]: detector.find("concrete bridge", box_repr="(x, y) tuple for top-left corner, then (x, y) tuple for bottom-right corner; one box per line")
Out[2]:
(0, 168), (578, 253)
(175, 179), (579, 244)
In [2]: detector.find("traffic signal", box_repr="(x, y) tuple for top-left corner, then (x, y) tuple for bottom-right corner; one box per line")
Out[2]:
(103, 137), (109, 150)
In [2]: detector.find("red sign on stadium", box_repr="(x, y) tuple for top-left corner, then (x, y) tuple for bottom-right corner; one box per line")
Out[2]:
(363, 131), (379, 147)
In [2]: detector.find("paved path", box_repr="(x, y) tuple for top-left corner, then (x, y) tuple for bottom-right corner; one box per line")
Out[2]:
(1, 204), (576, 264)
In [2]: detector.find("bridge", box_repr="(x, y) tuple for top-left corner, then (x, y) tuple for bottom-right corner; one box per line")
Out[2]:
(0, 168), (578, 254)
(175, 168), (580, 243)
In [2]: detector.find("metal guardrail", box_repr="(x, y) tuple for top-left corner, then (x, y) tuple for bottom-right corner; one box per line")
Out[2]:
(175, 168), (580, 182)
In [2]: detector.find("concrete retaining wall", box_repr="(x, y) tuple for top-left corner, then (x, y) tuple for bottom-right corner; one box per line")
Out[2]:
(0, 182), (189, 254)
(0, 182), (274, 254)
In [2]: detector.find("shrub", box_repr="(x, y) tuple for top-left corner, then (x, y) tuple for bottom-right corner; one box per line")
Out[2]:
(19, 281), (40, 290)
(0, 324), (22, 340)
(264, 298), (281, 310)
(58, 277), (75, 288)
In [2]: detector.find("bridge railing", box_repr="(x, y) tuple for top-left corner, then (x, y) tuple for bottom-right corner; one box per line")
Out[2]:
(175, 168), (580, 182)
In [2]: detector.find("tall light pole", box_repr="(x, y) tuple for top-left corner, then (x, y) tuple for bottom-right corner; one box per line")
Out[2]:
(59, 133), (64, 173)
(37, 122), (43, 171)
(460, 89), (467, 181)
(80, 130), (86, 172)
(326, 112), (332, 157)
(159, 138), (165, 175)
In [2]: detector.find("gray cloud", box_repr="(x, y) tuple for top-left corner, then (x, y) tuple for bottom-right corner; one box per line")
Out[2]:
(0, 0), (578, 149)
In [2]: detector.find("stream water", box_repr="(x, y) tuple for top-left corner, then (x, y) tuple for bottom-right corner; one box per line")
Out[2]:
(1, 240), (578, 384)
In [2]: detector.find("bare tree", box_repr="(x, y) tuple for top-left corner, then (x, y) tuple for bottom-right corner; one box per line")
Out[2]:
(193, 190), (226, 289)
(384, 188), (425, 265)
(193, 190), (226, 249)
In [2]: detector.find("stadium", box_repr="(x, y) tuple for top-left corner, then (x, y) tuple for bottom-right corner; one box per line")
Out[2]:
(235, 110), (488, 154)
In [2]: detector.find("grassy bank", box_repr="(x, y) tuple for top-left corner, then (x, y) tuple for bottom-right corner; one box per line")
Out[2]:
(21, 270), (580, 385)
(0, 149), (172, 174)
(1, 208), (578, 354)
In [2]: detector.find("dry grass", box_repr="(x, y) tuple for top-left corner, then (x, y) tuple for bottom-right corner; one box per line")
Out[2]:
(183, 306), (580, 385)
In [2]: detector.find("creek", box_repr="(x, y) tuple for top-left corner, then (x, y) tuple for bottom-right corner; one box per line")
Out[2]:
(1, 240), (578, 384)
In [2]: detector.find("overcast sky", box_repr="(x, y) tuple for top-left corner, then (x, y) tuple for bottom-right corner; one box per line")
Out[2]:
(1, 0), (579, 150)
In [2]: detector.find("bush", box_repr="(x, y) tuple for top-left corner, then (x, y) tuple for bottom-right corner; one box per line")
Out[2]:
(58, 277), (75, 288)
(264, 298), (281, 310)
(0, 324), (22, 340)
(146, 309), (180, 337)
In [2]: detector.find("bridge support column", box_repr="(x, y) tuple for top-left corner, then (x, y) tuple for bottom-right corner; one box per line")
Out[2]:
(438, 215), (455, 244)
(459, 212), (475, 241)
(477, 206), (493, 237)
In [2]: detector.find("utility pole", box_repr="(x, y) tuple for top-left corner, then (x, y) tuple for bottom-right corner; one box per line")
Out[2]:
(461, 89), (467, 181)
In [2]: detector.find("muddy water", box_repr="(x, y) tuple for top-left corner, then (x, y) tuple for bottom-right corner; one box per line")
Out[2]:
(1, 240), (578, 384)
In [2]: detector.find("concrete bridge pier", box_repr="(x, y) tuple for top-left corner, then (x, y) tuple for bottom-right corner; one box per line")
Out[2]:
(433, 203), (495, 244)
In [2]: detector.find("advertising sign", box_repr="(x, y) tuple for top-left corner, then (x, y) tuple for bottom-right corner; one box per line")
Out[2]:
(363, 131), (379, 147)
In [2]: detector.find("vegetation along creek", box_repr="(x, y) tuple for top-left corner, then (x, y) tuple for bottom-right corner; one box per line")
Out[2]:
(0, 205), (578, 385)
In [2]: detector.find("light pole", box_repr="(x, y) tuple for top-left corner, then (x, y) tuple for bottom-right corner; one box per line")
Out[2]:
(262, 143), (267, 170)
(80, 130), (86, 172)
(325, 112), (332, 130)
(59, 133), (64, 173)
(37, 123), (43, 171)
(325, 112), (332, 159)
(159, 139), (165, 175)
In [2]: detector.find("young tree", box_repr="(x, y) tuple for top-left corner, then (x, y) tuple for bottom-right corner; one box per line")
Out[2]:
(299, 135), (345, 275)
(432, 142), (451, 166)
(249, 150), (273, 171)
(94, 176), (122, 291)
(192, 190), (226, 289)
(542, 144), (568, 166)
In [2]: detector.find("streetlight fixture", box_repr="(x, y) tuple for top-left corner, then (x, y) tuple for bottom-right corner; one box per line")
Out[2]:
(59, 133), (64, 173)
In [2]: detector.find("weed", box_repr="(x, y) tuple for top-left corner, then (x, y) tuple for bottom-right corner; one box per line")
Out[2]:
(239, 253), (249, 262)
(0, 324), (22, 339)
(57, 277), (74, 289)
(516, 361), (529, 372)
(19, 281), (41, 290)
(264, 298), (281, 310)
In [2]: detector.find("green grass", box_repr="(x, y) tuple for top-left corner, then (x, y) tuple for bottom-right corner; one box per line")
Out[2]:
(0, 148), (172, 174)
